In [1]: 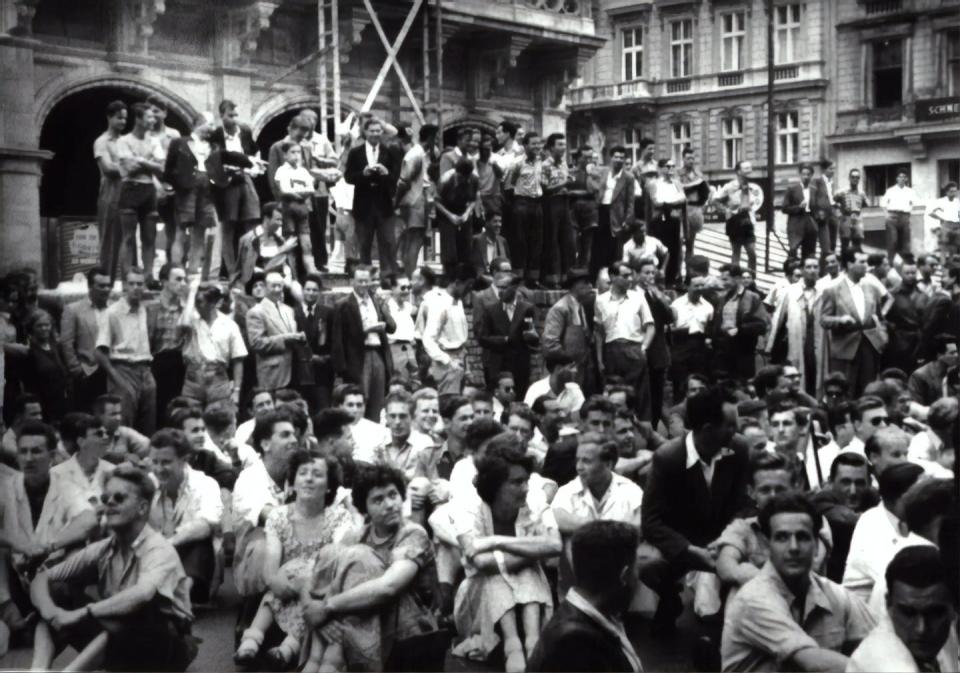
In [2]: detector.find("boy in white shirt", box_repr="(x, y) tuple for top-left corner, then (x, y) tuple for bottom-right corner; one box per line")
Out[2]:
(274, 141), (319, 275)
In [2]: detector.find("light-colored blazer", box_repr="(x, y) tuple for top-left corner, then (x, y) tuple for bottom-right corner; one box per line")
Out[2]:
(59, 298), (105, 376)
(245, 298), (298, 391)
(820, 278), (888, 361)
(592, 168), (635, 236)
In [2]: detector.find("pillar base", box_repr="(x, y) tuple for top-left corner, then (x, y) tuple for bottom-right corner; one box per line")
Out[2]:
(0, 146), (53, 275)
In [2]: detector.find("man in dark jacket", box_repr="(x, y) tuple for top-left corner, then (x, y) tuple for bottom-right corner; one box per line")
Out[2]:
(472, 270), (539, 394)
(781, 163), (819, 261)
(528, 520), (643, 672)
(712, 264), (768, 382)
(163, 117), (216, 273)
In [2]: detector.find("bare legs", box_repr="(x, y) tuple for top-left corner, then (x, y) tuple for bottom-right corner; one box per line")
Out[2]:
(499, 603), (543, 673)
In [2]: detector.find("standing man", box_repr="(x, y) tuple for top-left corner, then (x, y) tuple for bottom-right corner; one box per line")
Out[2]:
(146, 96), (182, 265)
(679, 147), (712, 269)
(569, 146), (600, 270)
(543, 268), (599, 396)
(475, 133), (504, 224)
(245, 270), (306, 394)
(421, 274), (470, 395)
(636, 257), (675, 428)
(470, 213), (510, 279)
(591, 146), (635, 279)
(928, 181), (960, 261)
(492, 121), (524, 265)
(594, 262), (655, 423)
(209, 100), (263, 279)
(94, 267), (157, 436)
(61, 266), (112, 409)
(820, 249), (889, 396)
(330, 265), (396, 421)
(394, 124), (437, 276)
(714, 160), (764, 274)
(766, 257), (826, 397)
(634, 138), (658, 224)
(505, 132), (545, 287)
(146, 263), (187, 423)
(880, 169), (920, 263)
(712, 264), (768, 383)
(781, 163), (820, 263)
(541, 133), (576, 289)
(812, 159), (839, 261)
(473, 271), (539, 395)
(835, 168), (868, 255)
(884, 256), (929, 372)
(384, 274), (418, 382)
(295, 273), (335, 411)
(344, 117), (400, 276)
(435, 158), (479, 279)
(115, 103), (163, 282)
(300, 108), (341, 272)
(94, 101), (127, 281)
(669, 276), (714, 403)
(650, 158), (687, 286)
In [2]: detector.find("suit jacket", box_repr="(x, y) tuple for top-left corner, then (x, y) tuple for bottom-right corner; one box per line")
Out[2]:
(641, 434), (751, 561)
(542, 293), (594, 366)
(245, 298), (298, 390)
(592, 168), (635, 236)
(233, 228), (297, 287)
(209, 125), (257, 156)
(295, 300), (334, 358)
(711, 288), (768, 352)
(208, 125), (257, 189)
(781, 182), (816, 234)
(907, 362), (946, 406)
(819, 278), (888, 361)
(163, 136), (201, 192)
(810, 175), (836, 222)
(917, 294), (960, 362)
(886, 285), (929, 367)
(470, 233), (510, 277)
(343, 143), (399, 218)
(330, 293), (396, 384)
(59, 298), (102, 375)
(527, 599), (635, 673)
(473, 294), (537, 388)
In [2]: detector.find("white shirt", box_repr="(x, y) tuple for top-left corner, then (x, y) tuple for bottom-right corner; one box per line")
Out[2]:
(551, 472), (643, 528)
(187, 132), (211, 165)
(50, 455), (114, 504)
(414, 287), (446, 340)
(622, 236), (667, 265)
(671, 294), (714, 334)
(234, 418), (255, 448)
(422, 292), (469, 364)
(927, 195), (960, 223)
(602, 170), (622, 205)
(232, 459), (286, 529)
(350, 418), (391, 464)
(185, 312), (247, 365)
(908, 428), (942, 463)
(801, 184), (812, 211)
(880, 184), (919, 213)
(685, 432), (732, 488)
(223, 128), (244, 154)
(847, 607), (958, 673)
(523, 377), (586, 416)
(149, 465), (224, 536)
(274, 163), (315, 196)
(844, 276), (866, 321)
(365, 141), (380, 167)
(843, 504), (906, 602)
(654, 178), (685, 205)
(386, 297), (416, 343)
(355, 291), (381, 347)
(595, 290), (654, 344)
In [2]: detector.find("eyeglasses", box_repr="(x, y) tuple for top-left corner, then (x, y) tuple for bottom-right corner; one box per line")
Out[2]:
(398, 285), (411, 291)
(88, 428), (108, 438)
(782, 373), (801, 379)
(868, 417), (889, 427)
(100, 492), (129, 505)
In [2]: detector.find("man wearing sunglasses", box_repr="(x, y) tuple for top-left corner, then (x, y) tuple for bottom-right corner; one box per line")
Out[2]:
(30, 465), (196, 671)
(51, 413), (114, 504)
(846, 395), (889, 456)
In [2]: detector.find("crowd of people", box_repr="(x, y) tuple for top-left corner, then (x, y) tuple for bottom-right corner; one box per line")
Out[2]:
(0, 94), (957, 673)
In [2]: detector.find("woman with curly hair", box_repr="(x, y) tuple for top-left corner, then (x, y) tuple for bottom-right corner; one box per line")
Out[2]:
(452, 442), (562, 672)
(302, 463), (438, 672)
(20, 309), (70, 423)
(234, 451), (358, 670)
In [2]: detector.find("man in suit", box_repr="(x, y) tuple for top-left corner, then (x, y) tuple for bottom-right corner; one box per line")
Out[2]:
(344, 117), (400, 277)
(884, 255), (929, 372)
(820, 249), (889, 396)
(590, 146), (635, 279)
(639, 385), (751, 635)
(209, 99), (263, 279)
(61, 266), (113, 410)
(163, 116), (216, 274)
(528, 521), (644, 672)
(712, 263), (769, 382)
(295, 273), (335, 412)
(470, 212), (510, 279)
(330, 264), (396, 421)
(781, 163), (820, 262)
(473, 270), (539, 394)
(812, 159), (839, 261)
(245, 270), (306, 394)
(543, 268), (599, 396)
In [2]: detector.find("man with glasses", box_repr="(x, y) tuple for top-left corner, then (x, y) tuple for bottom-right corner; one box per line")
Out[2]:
(650, 158), (687, 286)
(384, 275), (418, 382)
(51, 413), (114, 503)
(29, 465), (196, 672)
(847, 395), (889, 455)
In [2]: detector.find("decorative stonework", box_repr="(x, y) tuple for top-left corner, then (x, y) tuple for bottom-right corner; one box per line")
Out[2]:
(133, 0), (167, 53)
(485, 35), (534, 96)
(6, 0), (40, 35)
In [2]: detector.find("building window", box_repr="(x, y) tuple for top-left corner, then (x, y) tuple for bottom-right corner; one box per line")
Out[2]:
(670, 19), (694, 78)
(671, 122), (691, 164)
(864, 163), (911, 206)
(946, 29), (960, 95)
(625, 128), (642, 163)
(939, 159), (960, 192)
(721, 12), (746, 72)
(872, 38), (903, 108)
(621, 27), (643, 81)
(776, 111), (799, 165)
(774, 4), (801, 65)
(722, 117), (743, 170)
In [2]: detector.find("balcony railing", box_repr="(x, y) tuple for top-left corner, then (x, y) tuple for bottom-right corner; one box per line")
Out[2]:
(521, 0), (591, 18)
(774, 65), (799, 80)
(718, 72), (744, 87)
(863, 0), (903, 15)
(666, 78), (692, 93)
(567, 78), (654, 106)
(443, 0), (594, 29)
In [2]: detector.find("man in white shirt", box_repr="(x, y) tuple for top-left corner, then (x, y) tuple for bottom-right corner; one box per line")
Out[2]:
(524, 354), (586, 419)
(394, 124), (438, 275)
(880, 170), (920, 263)
(148, 428), (224, 603)
(51, 413), (114, 504)
(621, 219), (668, 272)
(385, 275), (418, 380)
(927, 181), (960, 259)
(422, 276), (470, 394)
(669, 276), (714, 404)
(650, 158), (687, 285)
(336, 383), (390, 464)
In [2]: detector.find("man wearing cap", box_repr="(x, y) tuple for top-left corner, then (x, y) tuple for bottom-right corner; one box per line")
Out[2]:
(543, 268), (600, 396)
(179, 277), (247, 407)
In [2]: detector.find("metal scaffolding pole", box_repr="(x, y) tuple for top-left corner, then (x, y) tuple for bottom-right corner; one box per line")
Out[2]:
(765, 0), (776, 274)
(331, 0), (341, 151)
(435, 0), (443, 138)
(318, 0), (327, 133)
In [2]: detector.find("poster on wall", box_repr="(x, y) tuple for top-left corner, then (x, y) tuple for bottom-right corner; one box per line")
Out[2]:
(59, 218), (100, 282)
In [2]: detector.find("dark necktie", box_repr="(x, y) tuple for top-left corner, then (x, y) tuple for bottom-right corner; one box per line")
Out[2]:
(918, 660), (941, 673)
(803, 296), (816, 396)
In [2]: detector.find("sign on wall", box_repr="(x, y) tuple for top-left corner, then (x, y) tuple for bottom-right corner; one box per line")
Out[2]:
(915, 97), (960, 123)
(59, 218), (100, 281)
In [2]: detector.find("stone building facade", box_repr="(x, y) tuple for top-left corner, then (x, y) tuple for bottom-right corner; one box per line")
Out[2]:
(0, 0), (602, 277)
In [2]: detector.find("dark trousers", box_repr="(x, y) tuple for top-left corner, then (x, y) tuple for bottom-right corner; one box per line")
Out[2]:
(177, 538), (215, 604)
(310, 196), (329, 268)
(300, 357), (335, 414)
(830, 341), (880, 398)
(654, 207), (684, 286)
(108, 361), (157, 436)
(512, 196), (544, 282)
(356, 208), (398, 277)
(670, 334), (709, 404)
(118, 182), (158, 279)
(362, 348), (388, 421)
(591, 206), (615, 280)
(542, 195), (574, 287)
(649, 367), (667, 429)
(399, 227), (426, 277)
(152, 350), (186, 425)
(817, 216), (838, 261)
(886, 211), (912, 261)
(73, 368), (107, 412)
(603, 340), (652, 422)
(439, 214), (473, 279)
(788, 214), (818, 261)
(159, 195), (177, 259)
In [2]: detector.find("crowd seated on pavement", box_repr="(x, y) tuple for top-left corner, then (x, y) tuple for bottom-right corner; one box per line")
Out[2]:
(0, 101), (958, 673)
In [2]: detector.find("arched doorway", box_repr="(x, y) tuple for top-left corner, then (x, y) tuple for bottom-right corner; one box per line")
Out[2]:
(38, 87), (191, 218)
(441, 118), (497, 150)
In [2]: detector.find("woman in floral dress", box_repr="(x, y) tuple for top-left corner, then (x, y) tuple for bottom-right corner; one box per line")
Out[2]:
(234, 451), (358, 670)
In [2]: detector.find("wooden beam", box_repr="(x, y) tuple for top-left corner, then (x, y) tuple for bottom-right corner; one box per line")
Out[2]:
(360, 0), (425, 123)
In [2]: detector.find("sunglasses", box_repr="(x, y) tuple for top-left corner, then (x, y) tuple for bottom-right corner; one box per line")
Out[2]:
(398, 285), (411, 291)
(868, 417), (889, 427)
(100, 492), (130, 505)
(88, 428), (109, 438)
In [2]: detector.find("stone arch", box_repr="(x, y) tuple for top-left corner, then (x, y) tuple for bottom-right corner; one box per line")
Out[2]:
(250, 91), (359, 139)
(441, 115), (498, 148)
(34, 72), (200, 143)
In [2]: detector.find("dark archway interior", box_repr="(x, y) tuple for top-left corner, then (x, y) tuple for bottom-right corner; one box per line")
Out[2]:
(39, 88), (190, 218)
(442, 120), (496, 150)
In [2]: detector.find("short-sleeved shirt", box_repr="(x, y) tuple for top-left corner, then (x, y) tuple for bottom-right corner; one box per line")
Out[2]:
(97, 298), (152, 363)
(541, 156), (570, 194)
(595, 290), (655, 344)
(232, 460), (287, 530)
(50, 455), (115, 505)
(622, 236), (668, 265)
(398, 143), (429, 207)
(147, 295), (184, 354)
(671, 294), (714, 334)
(116, 133), (160, 183)
(551, 473), (643, 529)
(149, 465), (224, 537)
(184, 311), (248, 367)
(721, 561), (876, 672)
(508, 157), (543, 198)
(350, 418), (392, 464)
(45, 525), (193, 624)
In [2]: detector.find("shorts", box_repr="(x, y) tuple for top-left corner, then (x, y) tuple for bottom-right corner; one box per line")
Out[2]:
(282, 198), (311, 237)
(118, 181), (158, 214)
(686, 205), (704, 237)
(221, 173), (260, 223)
(398, 194), (427, 230)
(175, 177), (216, 227)
(840, 213), (864, 241)
(725, 212), (755, 245)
